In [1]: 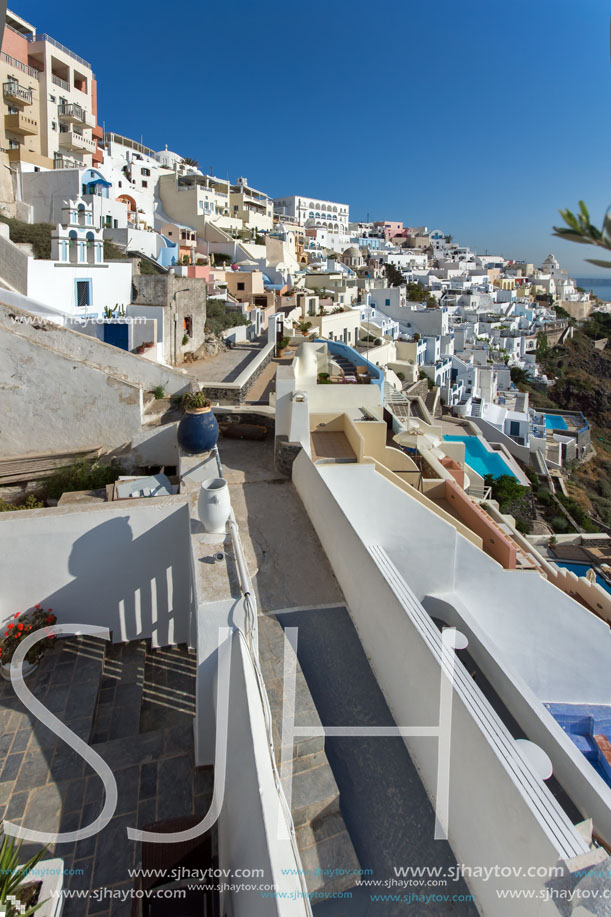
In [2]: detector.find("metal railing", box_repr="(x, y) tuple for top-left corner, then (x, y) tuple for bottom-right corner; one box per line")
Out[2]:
(58, 102), (88, 122)
(52, 74), (70, 91)
(2, 81), (32, 104)
(0, 51), (40, 79)
(27, 33), (91, 70)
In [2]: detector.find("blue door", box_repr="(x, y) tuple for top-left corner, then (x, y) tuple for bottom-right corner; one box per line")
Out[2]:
(103, 322), (129, 351)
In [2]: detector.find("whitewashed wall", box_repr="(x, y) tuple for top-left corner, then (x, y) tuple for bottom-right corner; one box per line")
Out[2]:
(0, 498), (194, 647)
(292, 454), (587, 914)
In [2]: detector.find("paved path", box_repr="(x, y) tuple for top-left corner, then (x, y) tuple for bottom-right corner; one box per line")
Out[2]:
(274, 607), (477, 917)
(188, 343), (264, 384)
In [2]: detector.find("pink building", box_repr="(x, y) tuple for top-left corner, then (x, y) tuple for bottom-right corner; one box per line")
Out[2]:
(373, 221), (404, 241)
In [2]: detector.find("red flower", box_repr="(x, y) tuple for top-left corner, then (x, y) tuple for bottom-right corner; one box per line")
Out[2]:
(26, 626), (32, 631)
(7, 624), (13, 630)
(45, 616), (55, 624)
(17, 624), (23, 631)
(13, 614), (19, 619)
(35, 605), (41, 610)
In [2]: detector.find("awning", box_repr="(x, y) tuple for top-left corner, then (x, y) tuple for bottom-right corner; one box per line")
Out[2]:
(86, 177), (111, 188)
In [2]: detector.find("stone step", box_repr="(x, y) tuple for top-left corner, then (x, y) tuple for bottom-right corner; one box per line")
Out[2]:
(90, 641), (147, 744)
(282, 751), (341, 829)
(296, 812), (362, 896)
(140, 644), (197, 733)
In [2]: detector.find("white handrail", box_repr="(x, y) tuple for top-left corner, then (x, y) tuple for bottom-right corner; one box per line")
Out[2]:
(214, 446), (313, 915)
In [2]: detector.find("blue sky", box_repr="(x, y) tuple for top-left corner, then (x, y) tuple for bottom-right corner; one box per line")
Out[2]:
(11, 0), (611, 275)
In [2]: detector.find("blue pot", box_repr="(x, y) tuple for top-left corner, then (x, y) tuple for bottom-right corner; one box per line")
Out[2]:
(177, 408), (219, 454)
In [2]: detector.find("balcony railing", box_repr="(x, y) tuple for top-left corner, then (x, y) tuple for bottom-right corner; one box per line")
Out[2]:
(52, 74), (72, 93)
(54, 153), (82, 170)
(27, 33), (91, 70)
(58, 102), (93, 127)
(0, 51), (40, 79)
(52, 74), (70, 91)
(3, 81), (33, 105)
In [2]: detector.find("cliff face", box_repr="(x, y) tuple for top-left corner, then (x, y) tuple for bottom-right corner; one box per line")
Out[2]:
(543, 326), (611, 427)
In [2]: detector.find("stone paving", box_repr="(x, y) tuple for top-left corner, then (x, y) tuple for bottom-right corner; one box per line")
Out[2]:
(0, 636), (212, 917)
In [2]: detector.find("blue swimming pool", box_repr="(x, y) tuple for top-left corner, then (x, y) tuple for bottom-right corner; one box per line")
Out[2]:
(545, 414), (568, 430)
(442, 435), (518, 480)
(547, 703), (611, 788)
(553, 561), (611, 595)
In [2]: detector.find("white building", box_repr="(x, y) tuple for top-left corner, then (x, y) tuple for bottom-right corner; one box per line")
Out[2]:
(25, 198), (133, 317)
(274, 195), (350, 233)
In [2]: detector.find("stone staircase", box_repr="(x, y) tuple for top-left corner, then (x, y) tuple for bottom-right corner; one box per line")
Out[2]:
(259, 614), (361, 897)
(141, 394), (181, 427)
(0, 635), (211, 908)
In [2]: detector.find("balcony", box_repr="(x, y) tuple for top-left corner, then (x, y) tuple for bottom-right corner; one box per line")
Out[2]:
(3, 80), (33, 106)
(51, 73), (70, 91)
(58, 127), (96, 153)
(58, 102), (95, 129)
(4, 111), (38, 136)
(53, 153), (82, 169)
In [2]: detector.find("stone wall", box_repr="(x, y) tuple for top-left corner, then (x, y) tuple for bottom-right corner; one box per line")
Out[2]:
(275, 436), (303, 476)
(405, 378), (429, 399)
(204, 346), (274, 405)
(132, 274), (207, 365)
(0, 224), (28, 293)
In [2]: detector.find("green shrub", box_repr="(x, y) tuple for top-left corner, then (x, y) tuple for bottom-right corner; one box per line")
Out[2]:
(205, 299), (249, 335)
(152, 385), (165, 400)
(103, 239), (128, 260)
(0, 216), (53, 259)
(139, 258), (163, 275)
(45, 460), (123, 500)
(182, 334), (190, 346)
(550, 515), (570, 533)
(0, 494), (44, 512)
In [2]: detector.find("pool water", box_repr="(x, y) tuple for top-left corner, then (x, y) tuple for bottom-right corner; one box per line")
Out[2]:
(552, 560), (611, 595)
(545, 414), (568, 430)
(442, 435), (518, 480)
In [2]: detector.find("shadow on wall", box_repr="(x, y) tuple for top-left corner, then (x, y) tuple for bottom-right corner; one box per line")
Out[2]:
(40, 513), (193, 647)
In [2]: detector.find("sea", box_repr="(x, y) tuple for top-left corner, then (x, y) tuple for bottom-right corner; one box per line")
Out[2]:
(576, 277), (611, 303)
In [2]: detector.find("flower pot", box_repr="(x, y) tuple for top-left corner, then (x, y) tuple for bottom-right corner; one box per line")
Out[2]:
(0, 659), (38, 680)
(177, 406), (219, 455)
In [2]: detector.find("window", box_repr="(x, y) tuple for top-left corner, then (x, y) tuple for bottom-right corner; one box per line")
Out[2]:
(76, 280), (91, 308)
(237, 282), (245, 291)
(7, 105), (18, 115)
(141, 180), (148, 188)
(509, 421), (520, 437)
(51, 121), (57, 131)
(385, 298), (390, 306)
(49, 94), (56, 103)
(141, 168), (150, 176)
(184, 316), (193, 337)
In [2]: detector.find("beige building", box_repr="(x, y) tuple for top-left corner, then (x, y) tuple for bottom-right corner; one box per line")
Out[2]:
(0, 9), (51, 187)
(0, 9), (97, 180)
(158, 172), (241, 234)
(229, 177), (274, 232)
(27, 31), (96, 169)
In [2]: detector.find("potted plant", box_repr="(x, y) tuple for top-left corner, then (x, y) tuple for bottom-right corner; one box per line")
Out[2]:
(177, 391), (219, 455)
(277, 336), (290, 357)
(0, 606), (57, 679)
(0, 832), (49, 915)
